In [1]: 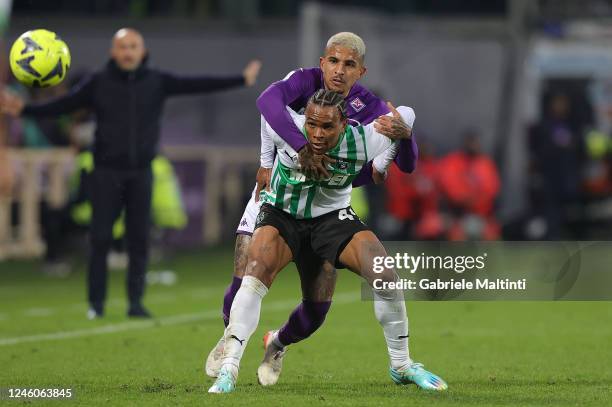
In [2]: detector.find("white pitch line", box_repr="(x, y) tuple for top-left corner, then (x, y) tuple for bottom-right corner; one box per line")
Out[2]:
(5, 287), (224, 320)
(0, 292), (357, 347)
(23, 308), (55, 317)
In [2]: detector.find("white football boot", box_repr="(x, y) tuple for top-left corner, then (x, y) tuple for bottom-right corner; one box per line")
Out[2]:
(204, 332), (226, 377)
(257, 330), (287, 386)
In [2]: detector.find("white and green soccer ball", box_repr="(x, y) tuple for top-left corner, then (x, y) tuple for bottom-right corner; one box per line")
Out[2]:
(9, 29), (71, 87)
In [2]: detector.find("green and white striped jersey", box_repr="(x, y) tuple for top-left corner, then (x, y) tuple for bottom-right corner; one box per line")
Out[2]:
(262, 106), (414, 219)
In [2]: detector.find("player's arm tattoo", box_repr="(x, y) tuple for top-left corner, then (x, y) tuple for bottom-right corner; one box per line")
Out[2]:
(374, 115), (412, 140)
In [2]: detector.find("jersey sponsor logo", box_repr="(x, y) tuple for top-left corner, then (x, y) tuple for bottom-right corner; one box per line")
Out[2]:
(328, 173), (350, 186)
(350, 97), (366, 112)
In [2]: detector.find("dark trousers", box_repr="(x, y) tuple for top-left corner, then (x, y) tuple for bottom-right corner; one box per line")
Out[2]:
(88, 167), (152, 308)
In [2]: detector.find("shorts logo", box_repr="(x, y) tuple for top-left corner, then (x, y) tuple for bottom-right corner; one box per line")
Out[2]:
(240, 218), (249, 227)
(338, 208), (357, 221)
(350, 97), (365, 112)
(255, 210), (266, 227)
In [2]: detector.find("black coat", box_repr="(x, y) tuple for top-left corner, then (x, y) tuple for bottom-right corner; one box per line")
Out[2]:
(24, 58), (245, 169)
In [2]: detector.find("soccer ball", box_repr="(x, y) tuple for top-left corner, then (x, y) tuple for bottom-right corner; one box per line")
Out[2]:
(9, 29), (71, 87)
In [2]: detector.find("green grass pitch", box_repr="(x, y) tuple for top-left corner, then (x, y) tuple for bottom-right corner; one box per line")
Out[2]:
(1, 247), (611, 406)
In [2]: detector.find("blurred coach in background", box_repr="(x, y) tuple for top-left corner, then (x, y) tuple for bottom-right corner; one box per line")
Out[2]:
(0, 28), (262, 319)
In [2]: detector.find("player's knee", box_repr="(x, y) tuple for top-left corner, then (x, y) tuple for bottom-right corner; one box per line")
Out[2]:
(379, 268), (399, 283)
(364, 263), (398, 286)
(244, 257), (274, 286)
(367, 266), (402, 302)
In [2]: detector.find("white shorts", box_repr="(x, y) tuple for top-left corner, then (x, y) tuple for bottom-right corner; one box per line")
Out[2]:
(236, 184), (263, 235)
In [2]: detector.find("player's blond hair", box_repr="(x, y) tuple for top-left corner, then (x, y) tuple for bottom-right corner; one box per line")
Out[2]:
(325, 32), (366, 62)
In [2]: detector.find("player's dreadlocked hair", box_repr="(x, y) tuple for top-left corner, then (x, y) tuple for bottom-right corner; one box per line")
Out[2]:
(308, 89), (347, 119)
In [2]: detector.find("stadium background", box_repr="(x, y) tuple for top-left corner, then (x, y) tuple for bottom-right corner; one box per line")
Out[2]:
(0, 1), (611, 406)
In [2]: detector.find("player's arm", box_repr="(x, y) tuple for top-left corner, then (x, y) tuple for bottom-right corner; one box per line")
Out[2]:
(372, 106), (416, 174)
(353, 105), (416, 186)
(0, 75), (94, 117)
(256, 69), (317, 152)
(390, 137), (418, 173)
(374, 103), (417, 173)
(255, 115), (275, 201)
(260, 106), (307, 154)
(260, 115), (275, 169)
(162, 60), (261, 96)
(365, 105), (415, 160)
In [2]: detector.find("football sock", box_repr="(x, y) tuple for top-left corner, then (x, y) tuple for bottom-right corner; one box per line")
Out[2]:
(373, 287), (412, 370)
(222, 276), (243, 327)
(276, 300), (332, 347)
(221, 276), (268, 370)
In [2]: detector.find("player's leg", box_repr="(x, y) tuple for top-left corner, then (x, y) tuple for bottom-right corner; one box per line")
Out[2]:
(124, 167), (153, 317)
(223, 191), (260, 326)
(338, 231), (410, 365)
(257, 248), (336, 386)
(338, 230), (448, 391)
(279, 256), (335, 345)
(205, 190), (258, 377)
(87, 168), (124, 318)
(209, 204), (296, 393)
(222, 234), (250, 322)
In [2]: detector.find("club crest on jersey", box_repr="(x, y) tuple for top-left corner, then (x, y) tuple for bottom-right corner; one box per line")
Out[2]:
(336, 159), (349, 170)
(350, 97), (366, 112)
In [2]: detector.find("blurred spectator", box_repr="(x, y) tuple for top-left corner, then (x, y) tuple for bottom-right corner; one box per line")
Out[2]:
(384, 142), (444, 240)
(3, 80), (75, 275)
(0, 126), (12, 197)
(6, 81), (71, 148)
(528, 91), (584, 239)
(438, 131), (500, 240)
(582, 129), (612, 197)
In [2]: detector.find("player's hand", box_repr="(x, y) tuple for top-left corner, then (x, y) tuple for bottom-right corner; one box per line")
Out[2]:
(372, 166), (387, 184)
(298, 144), (335, 180)
(374, 102), (411, 140)
(255, 166), (272, 202)
(0, 89), (25, 117)
(243, 60), (262, 87)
